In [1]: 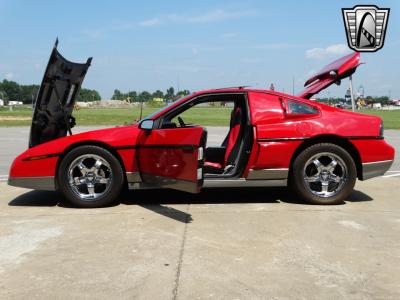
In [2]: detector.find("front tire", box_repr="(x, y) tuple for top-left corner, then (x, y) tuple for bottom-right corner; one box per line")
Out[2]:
(58, 145), (124, 208)
(291, 143), (356, 205)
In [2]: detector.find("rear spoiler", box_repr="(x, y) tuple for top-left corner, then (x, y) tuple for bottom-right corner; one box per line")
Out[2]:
(298, 52), (361, 99)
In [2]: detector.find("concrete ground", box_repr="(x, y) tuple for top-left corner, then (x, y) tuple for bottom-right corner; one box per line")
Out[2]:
(0, 178), (400, 299)
(0, 126), (399, 299)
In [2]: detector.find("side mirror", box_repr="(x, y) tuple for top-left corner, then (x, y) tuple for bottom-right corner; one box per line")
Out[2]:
(139, 119), (154, 130)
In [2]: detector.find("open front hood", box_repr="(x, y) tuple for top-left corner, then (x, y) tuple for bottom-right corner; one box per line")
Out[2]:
(298, 52), (361, 99)
(29, 40), (92, 148)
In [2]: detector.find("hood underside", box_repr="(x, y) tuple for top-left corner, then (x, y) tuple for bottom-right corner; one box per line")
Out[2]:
(298, 52), (361, 99)
(29, 40), (92, 148)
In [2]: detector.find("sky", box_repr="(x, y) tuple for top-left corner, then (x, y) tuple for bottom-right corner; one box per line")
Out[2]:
(0, 0), (399, 99)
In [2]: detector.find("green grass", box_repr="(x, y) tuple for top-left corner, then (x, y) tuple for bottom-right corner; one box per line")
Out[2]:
(358, 109), (400, 129)
(0, 107), (33, 126)
(173, 107), (232, 126)
(0, 106), (399, 128)
(0, 106), (233, 127)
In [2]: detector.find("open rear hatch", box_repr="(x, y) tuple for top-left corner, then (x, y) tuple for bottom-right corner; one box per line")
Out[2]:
(29, 40), (92, 147)
(297, 52), (361, 99)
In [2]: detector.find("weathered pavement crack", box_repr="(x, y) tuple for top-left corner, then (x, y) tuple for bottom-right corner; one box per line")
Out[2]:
(172, 204), (190, 300)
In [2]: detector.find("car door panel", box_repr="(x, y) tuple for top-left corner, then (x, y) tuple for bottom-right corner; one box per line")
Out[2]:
(136, 126), (206, 193)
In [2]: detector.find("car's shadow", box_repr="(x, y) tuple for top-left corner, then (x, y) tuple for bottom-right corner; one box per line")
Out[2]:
(8, 188), (373, 223)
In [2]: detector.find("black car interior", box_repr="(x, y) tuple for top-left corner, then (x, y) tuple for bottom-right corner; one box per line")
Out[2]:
(159, 93), (253, 178)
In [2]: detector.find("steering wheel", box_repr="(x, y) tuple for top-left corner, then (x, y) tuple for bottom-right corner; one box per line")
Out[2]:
(177, 116), (186, 127)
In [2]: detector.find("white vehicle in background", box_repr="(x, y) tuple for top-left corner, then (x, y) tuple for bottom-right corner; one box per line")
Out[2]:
(373, 103), (382, 109)
(8, 101), (23, 106)
(0, 99), (4, 107)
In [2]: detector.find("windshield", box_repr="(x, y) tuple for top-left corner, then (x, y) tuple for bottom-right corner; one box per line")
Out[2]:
(141, 104), (172, 121)
(140, 93), (193, 121)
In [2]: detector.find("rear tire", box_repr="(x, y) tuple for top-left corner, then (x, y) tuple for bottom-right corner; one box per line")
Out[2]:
(58, 145), (124, 208)
(290, 143), (356, 205)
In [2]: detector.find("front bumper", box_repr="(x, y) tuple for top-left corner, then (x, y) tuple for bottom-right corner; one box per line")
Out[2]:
(362, 160), (393, 180)
(8, 176), (56, 191)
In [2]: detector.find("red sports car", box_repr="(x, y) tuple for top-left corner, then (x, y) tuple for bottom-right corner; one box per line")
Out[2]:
(8, 43), (395, 207)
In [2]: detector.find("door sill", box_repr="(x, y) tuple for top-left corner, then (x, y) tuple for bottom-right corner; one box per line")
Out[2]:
(203, 178), (287, 188)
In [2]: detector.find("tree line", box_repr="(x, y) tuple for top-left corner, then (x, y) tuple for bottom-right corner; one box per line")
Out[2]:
(0, 79), (190, 105)
(317, 96), (391, 105)
(111, 87), (191, 102)
(0, 79), (101, 104)
(2, 78), (391, 106)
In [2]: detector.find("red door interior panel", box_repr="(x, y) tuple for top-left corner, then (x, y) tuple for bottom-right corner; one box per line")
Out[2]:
(136, 126), (204, 193)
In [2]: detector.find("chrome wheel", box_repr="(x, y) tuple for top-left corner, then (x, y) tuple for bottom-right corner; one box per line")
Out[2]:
(68, 154), (113, 201)
(303, 152), (347, 198)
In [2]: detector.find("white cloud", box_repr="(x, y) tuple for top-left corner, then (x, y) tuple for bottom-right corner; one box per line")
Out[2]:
(139, 18), (161, 27)
(306, 44), (350, 59)
(82, 9), (252, 39)
(5, 72), (13, 80)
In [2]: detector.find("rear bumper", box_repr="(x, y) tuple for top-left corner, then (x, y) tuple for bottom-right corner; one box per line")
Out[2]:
(362, 160), (393, 180)
(8, 176), (56, 191)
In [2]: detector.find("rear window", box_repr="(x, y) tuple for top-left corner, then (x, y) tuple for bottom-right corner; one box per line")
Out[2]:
(287, 100), (318, 115)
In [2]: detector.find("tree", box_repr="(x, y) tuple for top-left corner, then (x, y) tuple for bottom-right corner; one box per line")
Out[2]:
(112, 89), (124, 100)
(20, 85), (40, 104)
(127, 91), (138, 102)
(176, 89), (190, 98)
(76, 88), (101, 102)
(152, 90), (164, 99)
(165, 87), (175, 101)
(374, 96), (389, 105)
(138, 91), (151, 102)
(0, 80), (20, 102)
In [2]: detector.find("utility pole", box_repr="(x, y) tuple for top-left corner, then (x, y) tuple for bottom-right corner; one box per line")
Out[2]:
(292, 76), (295, 95)
(349, 75), (356, 112)
(177, 74), (180, 94)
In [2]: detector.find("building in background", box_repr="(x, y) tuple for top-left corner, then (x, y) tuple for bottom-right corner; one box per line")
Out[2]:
(391, 99), (400, 106)
(345, 88), (351, 103)
(357, 85), (365, 98)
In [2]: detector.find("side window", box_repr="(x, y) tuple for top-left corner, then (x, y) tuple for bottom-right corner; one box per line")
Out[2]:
(287, 100), (318, 115)
(161, 100), (235, 131)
